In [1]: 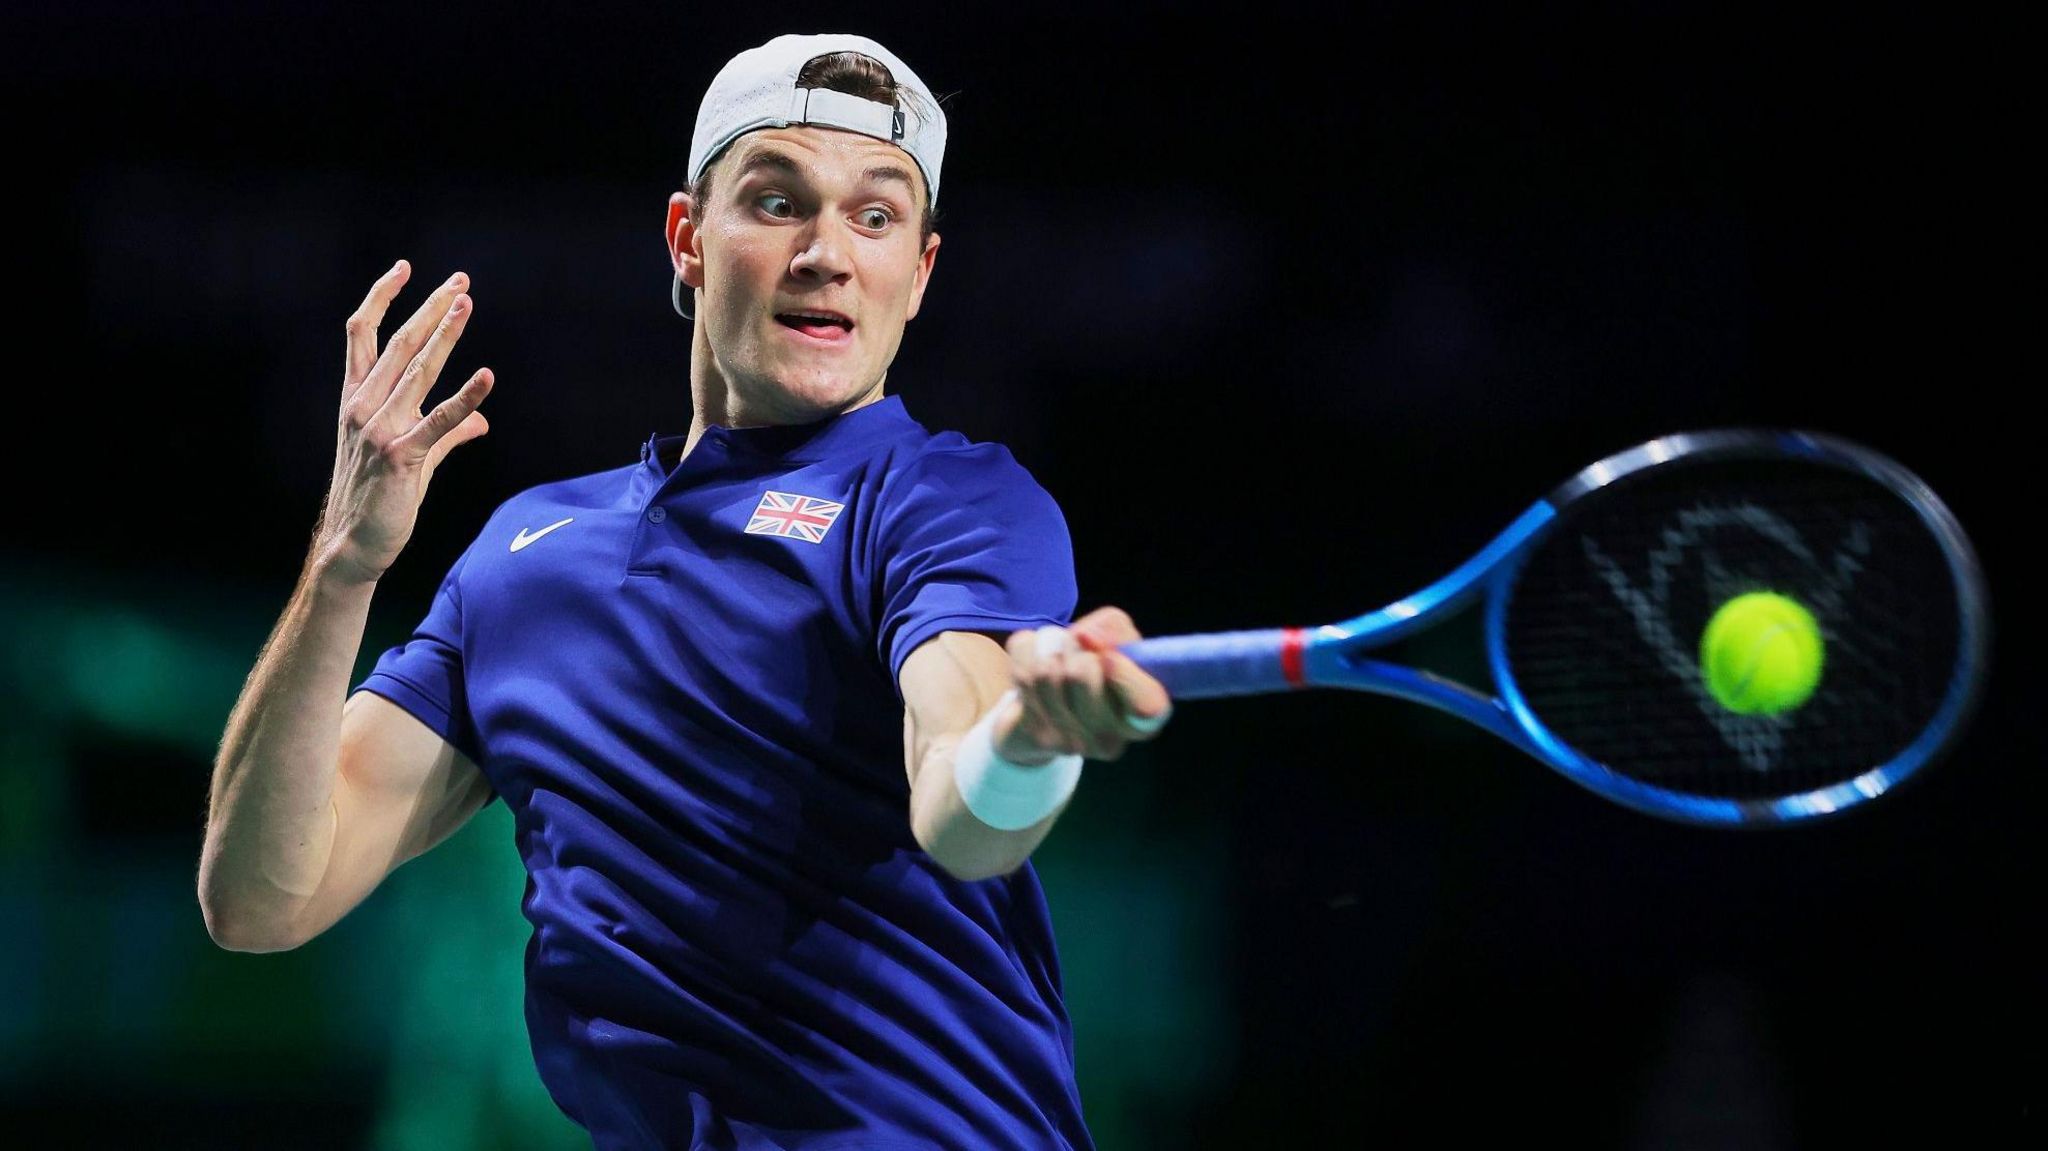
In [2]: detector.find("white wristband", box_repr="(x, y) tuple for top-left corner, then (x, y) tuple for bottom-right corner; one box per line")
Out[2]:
(952, 689), (1084, 831)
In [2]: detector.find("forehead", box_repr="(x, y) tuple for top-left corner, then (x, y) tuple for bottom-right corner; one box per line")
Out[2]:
(718, 126), (928, 206)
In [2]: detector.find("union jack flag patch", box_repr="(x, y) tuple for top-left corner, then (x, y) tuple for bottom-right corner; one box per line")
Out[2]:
(745, 490), (846, 544)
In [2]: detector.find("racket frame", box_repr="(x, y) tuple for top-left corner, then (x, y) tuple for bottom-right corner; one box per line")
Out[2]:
(1125, 429), (1991, 826)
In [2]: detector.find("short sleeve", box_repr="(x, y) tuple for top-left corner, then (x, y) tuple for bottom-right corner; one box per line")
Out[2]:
(877, 445), (1079, 690)
(350, 538), (485, 767)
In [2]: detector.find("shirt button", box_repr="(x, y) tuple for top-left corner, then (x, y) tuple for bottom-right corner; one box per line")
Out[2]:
(647, 506), (667, 523)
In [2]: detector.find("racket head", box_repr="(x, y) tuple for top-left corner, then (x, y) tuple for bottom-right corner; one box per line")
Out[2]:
(1484, 429), (1990, 825)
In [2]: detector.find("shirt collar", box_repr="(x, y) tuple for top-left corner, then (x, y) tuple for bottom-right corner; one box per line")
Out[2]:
(640, 394), (918, 473)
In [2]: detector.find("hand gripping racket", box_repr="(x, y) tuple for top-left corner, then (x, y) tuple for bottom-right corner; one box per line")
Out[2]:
(1121, 430), (1991, 826)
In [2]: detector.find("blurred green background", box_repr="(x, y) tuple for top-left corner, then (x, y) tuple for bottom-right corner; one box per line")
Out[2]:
(3, 1), (2034, 1147)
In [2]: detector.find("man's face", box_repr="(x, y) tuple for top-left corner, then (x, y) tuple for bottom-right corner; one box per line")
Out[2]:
(677, 126), (940, 423)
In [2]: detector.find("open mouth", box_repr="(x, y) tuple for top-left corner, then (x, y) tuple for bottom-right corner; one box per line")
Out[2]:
(775, 312), (854, 340)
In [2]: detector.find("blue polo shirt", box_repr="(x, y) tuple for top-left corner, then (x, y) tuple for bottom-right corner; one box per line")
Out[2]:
(349, 395), (1091, 1150)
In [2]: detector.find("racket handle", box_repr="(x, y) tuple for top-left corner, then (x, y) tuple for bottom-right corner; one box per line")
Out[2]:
(1120, 629), (1300, 699)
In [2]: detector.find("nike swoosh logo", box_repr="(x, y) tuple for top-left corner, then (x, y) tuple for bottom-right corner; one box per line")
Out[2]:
(510, 517), (575, 552)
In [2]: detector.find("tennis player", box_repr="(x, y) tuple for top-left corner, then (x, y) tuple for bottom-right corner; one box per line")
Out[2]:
(198, 32), (1169, 1151)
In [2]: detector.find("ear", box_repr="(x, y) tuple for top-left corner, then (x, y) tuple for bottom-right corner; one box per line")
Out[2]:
(666, 192), (705, 290)
(904, 230), (942, 322)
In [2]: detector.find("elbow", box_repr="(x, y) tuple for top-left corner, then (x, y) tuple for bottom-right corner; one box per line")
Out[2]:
(203, 904), (304, 954)
(198, 882), (306, 954)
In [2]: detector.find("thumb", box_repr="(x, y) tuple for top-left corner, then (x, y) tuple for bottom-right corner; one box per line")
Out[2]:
(1076, 632), (1172, 735)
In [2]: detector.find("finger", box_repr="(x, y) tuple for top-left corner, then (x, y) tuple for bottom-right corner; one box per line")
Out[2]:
(1016, 627), (1087, 756)
(344, 260), (411, 399)
(1070, 605), (1141, 647)
(999, 622), (1081, 684)
(1103, 649), (1173, 738)
(1055, 650), (1129, 760)
(353, 270), (470, 418)
(396, 367), (494, 462)
(1003, 624), (1077, 676)
(1069, 613), (1172, 738)
(378, 291), (475, 429)
(422, 410), (491, 476)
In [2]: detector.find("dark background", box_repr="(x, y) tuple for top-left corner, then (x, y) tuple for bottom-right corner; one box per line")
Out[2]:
(3, 1), (2035, 1147)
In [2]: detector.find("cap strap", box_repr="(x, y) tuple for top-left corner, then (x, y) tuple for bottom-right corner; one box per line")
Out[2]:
(784, 86), (904, 143)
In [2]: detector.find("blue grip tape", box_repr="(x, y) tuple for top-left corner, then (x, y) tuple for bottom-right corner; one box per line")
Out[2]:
(1121, 630), (1294, 699)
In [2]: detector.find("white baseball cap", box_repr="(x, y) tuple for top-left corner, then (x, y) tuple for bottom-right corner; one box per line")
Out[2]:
(687, 33), (948, 208)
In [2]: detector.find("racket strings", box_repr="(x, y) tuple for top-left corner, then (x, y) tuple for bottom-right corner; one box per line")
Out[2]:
(1502, 458), (1964, 802)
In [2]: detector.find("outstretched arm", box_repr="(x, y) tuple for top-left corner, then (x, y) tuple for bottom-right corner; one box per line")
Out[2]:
(200, 262), (495, 951)
(899, 606), (1171, 881)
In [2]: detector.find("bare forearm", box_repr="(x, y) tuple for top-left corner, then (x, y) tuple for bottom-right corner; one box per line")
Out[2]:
(199, 551), (376, 948)
(199, 260), (492, 949)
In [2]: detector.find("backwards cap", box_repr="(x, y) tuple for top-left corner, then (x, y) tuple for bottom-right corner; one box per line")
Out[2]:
(687, 33), (947, 207)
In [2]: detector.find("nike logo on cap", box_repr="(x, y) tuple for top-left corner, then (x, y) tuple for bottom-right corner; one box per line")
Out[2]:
(510, 517), (575, 552)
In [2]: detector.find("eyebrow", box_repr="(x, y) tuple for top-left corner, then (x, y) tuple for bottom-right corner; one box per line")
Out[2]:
(732, 147), (919, 198)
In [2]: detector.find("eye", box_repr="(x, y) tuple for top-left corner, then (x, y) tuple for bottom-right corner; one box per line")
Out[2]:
(758, 193), (796, 219)
(858, 208), (893, 230)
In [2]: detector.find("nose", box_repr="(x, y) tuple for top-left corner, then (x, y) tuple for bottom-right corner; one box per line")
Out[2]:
(788, 219), (854, 284)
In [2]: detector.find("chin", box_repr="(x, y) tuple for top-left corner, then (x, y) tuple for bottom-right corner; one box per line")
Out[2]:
(747, 381), (855, 423)
(778, 366), (875, 409)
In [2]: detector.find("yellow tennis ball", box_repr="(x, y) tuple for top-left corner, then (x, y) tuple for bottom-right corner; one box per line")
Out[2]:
(1699, 591), (1825, 715)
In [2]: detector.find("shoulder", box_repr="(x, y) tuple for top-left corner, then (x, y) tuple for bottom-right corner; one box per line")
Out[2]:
(876, 427), (1061, 511)
(866, 433), (1073, 562)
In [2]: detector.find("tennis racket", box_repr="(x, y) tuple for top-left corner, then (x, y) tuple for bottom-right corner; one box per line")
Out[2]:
(1120, 429), (1991, 826)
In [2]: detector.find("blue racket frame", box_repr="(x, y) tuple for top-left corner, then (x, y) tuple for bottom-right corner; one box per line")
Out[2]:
(1120, 430), (1992, 826)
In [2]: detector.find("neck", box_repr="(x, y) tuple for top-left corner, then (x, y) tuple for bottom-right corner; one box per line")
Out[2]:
(679, 322), (887, 462)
